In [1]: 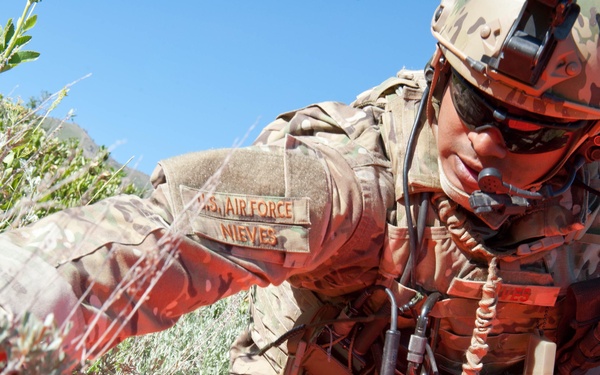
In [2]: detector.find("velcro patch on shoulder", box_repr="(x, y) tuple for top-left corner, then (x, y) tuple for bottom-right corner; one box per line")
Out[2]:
(180, 186), (311, 253)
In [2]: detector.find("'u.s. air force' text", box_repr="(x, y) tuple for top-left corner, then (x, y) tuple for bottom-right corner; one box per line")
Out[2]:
(201, 193), (294, 221)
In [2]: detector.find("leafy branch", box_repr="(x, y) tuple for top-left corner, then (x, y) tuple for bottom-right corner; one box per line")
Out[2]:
(0, 0), (41, 73)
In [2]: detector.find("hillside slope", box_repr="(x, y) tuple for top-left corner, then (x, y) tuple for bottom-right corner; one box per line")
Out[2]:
(41, 118), (151, 191)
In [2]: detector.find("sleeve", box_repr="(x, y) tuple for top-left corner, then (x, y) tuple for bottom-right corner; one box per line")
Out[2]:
(0, 101), (393, 365)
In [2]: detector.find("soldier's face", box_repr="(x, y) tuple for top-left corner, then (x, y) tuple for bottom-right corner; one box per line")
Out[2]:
(433, 85), (568, 194)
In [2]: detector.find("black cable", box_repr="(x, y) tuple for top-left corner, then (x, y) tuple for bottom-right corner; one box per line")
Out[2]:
(545, 155), (585, 197)
(424, 343), (439, 375)
(380, 288), (401, 375)
(254, 312), (391, 356)
(400, 84), (430, 288)
(416, 192), (431, 260)
(414, 292), (441, 338)
(406, 292), (442, 374)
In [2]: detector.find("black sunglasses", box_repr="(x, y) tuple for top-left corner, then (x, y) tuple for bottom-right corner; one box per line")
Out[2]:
(448, 71), (590, 154)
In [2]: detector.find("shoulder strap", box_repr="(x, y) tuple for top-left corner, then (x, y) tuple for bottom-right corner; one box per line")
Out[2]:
(363, 70), (442, 226)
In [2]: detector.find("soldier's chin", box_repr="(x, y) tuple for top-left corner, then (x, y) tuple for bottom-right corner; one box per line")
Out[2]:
(439, 161), (474, 212)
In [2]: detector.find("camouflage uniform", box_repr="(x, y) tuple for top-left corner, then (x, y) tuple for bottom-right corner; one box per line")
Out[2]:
(232, 70), (600, 375)
(0, 66), (598, 374)
(0, 82), (396, 365)
(2, 2), (600, 373)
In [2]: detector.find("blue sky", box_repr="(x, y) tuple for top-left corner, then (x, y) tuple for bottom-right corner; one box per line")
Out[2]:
(1, 1), (439, 175)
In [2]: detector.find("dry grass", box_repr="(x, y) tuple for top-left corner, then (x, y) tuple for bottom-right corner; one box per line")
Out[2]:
(0, 92), (252, 374)
(84, 292), (249, 375)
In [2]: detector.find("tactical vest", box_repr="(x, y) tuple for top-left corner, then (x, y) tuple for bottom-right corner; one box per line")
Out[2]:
(246, 70), (600, 375)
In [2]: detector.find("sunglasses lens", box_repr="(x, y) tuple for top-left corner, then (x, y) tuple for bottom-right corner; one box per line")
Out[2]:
(500, 126), (570, 153)
(449, 75), (491, 127)
(449, 73), (574, 154)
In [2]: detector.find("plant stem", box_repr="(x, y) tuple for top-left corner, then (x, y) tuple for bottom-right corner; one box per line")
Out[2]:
(2, 0), (35, 63)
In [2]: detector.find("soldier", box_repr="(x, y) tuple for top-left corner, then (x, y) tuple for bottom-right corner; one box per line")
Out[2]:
(1, 0), (599, 374)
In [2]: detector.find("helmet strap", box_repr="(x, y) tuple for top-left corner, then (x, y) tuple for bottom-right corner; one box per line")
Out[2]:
(426, 46), (451, 126)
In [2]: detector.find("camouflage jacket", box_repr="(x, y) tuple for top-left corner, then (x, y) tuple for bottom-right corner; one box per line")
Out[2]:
(0, 69), (598, 374)
(367, 70), (600, 374)
(241, 69), (600, 374)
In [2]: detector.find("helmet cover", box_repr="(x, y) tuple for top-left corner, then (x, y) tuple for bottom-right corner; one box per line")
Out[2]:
(431, 0), (600, 131)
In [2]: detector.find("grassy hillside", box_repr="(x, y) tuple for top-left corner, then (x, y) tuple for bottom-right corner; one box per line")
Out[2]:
(85, 293), (249, 375)
(0, 98), (250, 374)
(0, 3), (250, 371)
(40, 117), (152, 192)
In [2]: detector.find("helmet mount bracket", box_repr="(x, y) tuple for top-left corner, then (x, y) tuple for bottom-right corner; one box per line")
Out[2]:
(484, 0), (580, 85)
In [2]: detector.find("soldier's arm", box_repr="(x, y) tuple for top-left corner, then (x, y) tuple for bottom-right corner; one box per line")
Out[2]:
(0, 100), (391, 367)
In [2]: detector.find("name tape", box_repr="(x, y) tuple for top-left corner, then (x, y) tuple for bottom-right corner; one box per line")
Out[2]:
(447, 278), (560, 307)
(190, 215), (310, 252)
(180, 186), (311, 252)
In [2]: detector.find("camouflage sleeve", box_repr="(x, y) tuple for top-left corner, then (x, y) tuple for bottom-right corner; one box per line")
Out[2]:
(0, 101), (394, 365)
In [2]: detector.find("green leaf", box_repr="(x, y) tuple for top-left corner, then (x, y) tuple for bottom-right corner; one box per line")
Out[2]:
(14, 35), (32, 48)
(23, 15), (37, 32)
(1, 19), (13, 50)
(4, 20), (15, 48)
(7, 50), (40, 64)
(1, 62), (17, 72)
(2, 167), (13, 179)
(3, 18), (13, 33)
(3, 151), (14, 166)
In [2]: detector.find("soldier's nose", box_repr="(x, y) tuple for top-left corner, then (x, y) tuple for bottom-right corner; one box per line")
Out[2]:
(467, 125), (508, 159)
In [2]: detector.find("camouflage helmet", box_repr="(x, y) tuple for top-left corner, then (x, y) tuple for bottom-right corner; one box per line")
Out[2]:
(430, 0), (600, 141)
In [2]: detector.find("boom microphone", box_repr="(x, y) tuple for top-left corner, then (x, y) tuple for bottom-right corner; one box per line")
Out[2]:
(477, 168), (544, 199)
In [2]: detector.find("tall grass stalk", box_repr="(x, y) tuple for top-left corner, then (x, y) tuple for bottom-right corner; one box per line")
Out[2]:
(1, 1), (252, 371)
(0, 91), (251, 374)
(85, 293), (249, 375)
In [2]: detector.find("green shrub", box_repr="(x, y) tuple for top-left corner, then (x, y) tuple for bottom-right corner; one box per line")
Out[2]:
(0, 92), (149, 375)
(0, 95), (250, 375)
(0, 97), (143, 231)
(0, 2), (249, 374)
(0, 0), (41, 74)
(85, 293), (249, 375)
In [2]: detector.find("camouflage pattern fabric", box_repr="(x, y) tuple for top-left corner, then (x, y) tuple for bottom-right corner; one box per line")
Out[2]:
(432, 0), (600, 121)
(0, 97), (395, 365)
(371, 69), (600, 374)
(234, 69), (600, 374)
(431, 0), (600, 192)
(0, 67), (598, 375)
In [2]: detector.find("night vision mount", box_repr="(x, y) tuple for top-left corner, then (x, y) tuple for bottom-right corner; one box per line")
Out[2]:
(482, 0), (580, 85)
